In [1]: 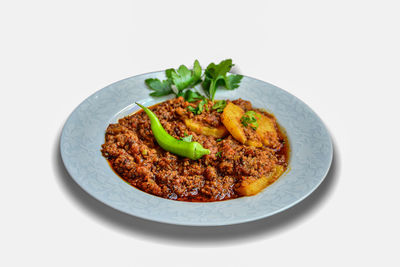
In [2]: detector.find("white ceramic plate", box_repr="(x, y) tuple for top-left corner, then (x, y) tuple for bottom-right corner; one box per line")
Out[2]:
(60, 71), (332, 226)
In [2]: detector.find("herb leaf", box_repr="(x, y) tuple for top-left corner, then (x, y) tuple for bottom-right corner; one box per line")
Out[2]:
(169, 60), (202, 92)
(197, 99), (206, 114)
(241, 111), (260, 130)
(192, 60), (202, 84)
(212, 100), (227, 112)
(183, 90), (204, 103)
(206, 59), (234, 78)
(187, 106), (197, 113)
(224, 74), (243, 90)
(187, 99), (208, 115)
(202, 59), (242, 100)
(170, 65), (192, 91)
(145, 78), (173, 97)
(216, 151), (222, 158)
(180, 134), (193, 142)
(165, 68), (174, 80)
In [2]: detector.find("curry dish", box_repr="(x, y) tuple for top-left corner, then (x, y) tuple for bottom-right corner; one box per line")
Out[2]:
(101, 97), (289, 202)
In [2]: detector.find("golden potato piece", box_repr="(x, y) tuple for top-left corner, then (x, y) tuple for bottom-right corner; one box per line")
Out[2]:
(255, 113), (280, 148)
(245, 139), (263, 147)
(221, 103), (281, 148)
(221, 102), (247, 144)
(184, 119), (228, 138)
(237, 165), (284, 196)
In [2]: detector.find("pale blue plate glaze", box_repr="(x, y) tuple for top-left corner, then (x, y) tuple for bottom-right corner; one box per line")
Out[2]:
(60, 71), (332, 226)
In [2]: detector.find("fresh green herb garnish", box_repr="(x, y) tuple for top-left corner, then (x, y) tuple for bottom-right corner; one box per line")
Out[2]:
(216, 138), (222, 142)
(180, 134), (193, 142)
(145, 59), (243, 101)
(187, 105), (197, 114)
(204, 100), (209, 112)
(212, 100), (227, 112)
(197, 99), (206, 114)
(187, 99), (208, 115)
(202, 59), (243, 101)
(183, 90), (204, 103)
(224, 74), (243, 90)
(241, 111), (260, 130)
(145, 78), (173, 97)
(216, 151), (222, 158)
(167, 60), (202, 93)
(145, 60), (202, 97)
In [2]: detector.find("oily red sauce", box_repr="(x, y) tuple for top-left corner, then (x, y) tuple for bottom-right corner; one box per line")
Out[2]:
(101, 97), (289, 202)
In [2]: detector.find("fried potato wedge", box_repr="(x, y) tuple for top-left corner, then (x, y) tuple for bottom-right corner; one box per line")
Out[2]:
(221, 102), (247, 144)
(255, 113), (279, 148)
(221, 102), (281, 148)
(237, 165), (284, 196)
(184, 119), (228, 138)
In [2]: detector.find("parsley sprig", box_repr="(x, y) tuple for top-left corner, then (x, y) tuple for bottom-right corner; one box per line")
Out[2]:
(145, 59), (243, 104)
(145, 79), (173, 97)
(168, 60), (202, 93)
(146, 60), (202, 98)
(202, 59), (243, 101)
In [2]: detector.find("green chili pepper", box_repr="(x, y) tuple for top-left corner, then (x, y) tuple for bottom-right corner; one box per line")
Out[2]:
(136, 103), (210, 160)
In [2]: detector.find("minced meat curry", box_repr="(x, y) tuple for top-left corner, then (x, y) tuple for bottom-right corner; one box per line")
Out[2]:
(101, 97), (289, 202)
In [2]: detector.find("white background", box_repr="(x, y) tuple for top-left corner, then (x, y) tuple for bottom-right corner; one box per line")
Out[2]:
(1, 0), (399, 266)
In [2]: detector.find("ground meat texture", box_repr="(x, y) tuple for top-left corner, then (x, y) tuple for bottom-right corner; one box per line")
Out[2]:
(101, 97), (289, 202)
